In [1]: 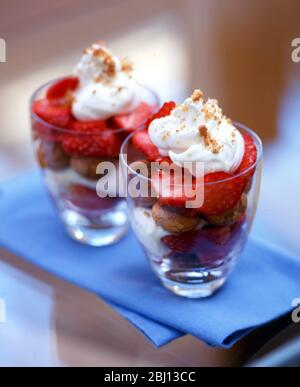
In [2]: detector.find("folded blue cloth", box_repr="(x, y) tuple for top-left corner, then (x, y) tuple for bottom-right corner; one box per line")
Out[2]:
(0, 171), (299, 348)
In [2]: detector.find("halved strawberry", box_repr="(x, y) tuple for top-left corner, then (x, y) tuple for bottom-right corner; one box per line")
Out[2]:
(46, 77), (79, 100)
(163, 221), (246, 266)
(71, 120), (107, 132)
(236, 132), (258, 177)
(198, 133), (258, 215)
(32, 99), (72, 128)
(65, 184), (120, 211)
(198, 172), (247, 216)
(152, 170), (196, 207)
(147, 101), (176, 126)
(153, 132), (258, 216)
(62, 120), (121, 158)
(162, 226), (232, 254)
(113, 102), (156, 131)
(131, 130), (162, 161)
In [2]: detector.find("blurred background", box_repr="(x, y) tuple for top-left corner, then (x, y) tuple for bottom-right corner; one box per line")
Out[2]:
(0, 0), (300, 366)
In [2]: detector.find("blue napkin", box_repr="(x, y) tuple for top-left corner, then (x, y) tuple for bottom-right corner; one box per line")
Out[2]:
(0, 171), (299, 348)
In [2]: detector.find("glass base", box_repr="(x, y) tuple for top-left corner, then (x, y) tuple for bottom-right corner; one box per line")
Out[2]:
(149, 253), (239, 299)
(66, 223), (129, 247)
(59, 202), (129, 247)
(160, 277), (226, 299)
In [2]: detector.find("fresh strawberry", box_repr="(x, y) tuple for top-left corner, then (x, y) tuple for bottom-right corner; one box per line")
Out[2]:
(236, 132), (258, 177)
(153, 132), (258, 216)
(131, 130), (162, 161)
(162, 221), (246, 265)
(71, 120), (107, 132)
(32, 99), (72, 128)
(197, 172), (247, 216)
(46, 77), (79, 100)
(65, 184), (120, 211)
(147, 101), (176, 126)
(113, 102), (156, 131)
(32, 120), (61, 142)
(62, 120), (121, 158)
(162, 226), (231, 254)
(152, 170), (196, 207)
(198, 133), (258, 215)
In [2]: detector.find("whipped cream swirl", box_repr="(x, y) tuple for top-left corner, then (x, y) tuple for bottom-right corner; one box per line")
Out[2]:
(72, 42), (141, 121)
(149, 90), (245, 177)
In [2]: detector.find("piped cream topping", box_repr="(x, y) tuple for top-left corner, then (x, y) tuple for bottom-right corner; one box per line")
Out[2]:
(149, 90), (245, 177)
(72, 42), (141, 121)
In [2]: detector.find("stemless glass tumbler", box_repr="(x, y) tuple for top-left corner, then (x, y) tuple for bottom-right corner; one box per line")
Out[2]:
(31, 79), (159, 247)
(121, 124), (263, 298)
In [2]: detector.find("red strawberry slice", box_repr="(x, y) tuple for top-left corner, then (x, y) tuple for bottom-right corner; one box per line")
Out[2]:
(198, 133), (258, 215)
(198, 172), (247, 216)
(236, 132), (258, 177)
(131, 130), (162, 161)
(113, 102), (156, 131)
(71, 120), (107, 132)
(162, 226), (232, 254)
(153, 132), (258, 216)
(147, 101), (176, 126)
(65, 184), (120, 211)
(152, 170), (196, 207)
(46, 77), (79, 100)
(62, 120), (121, 158)
(162, 221), (246, 264)
(32, 99), (72, 128)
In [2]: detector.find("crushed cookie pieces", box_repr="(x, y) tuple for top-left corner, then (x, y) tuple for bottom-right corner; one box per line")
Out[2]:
(121, 58), (134, 72)
(192, 89), (205, 103)
(199, 125), (223, 154)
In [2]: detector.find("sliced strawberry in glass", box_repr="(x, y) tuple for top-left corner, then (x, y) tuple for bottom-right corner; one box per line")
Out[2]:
(62, 120), (121, 158)
(131, 130), (162, 161)
(32, 99), (72, 128)
(236, 132), (258, 178)
(147, 101), (176, 126)
(65, 184), (120, 211)
(46, 77), (79, 100)
(162, 221), (245, 265)
(152, 170), (196, 208)
(113, 102), (155, 131)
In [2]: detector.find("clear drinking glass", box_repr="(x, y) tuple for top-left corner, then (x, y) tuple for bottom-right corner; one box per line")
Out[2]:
(31, 79), (159, 247)
(121, 124), (263, 298)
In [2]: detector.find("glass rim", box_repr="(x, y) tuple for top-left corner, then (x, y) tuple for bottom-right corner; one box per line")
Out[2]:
(30, 77), (160, 136)
(120, 122), (263, 187)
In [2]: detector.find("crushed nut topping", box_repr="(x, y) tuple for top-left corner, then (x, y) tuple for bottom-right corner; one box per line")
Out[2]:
(199, 125), (223, 154)
(162, 131), (170, 141)
(202, 99), (223, 123)
(104, 55), (117, 77)
(95, 75), (104, 83)
(192, 89), (205, 103)
(181, 105), (190, 113)
(121, 58), (134, 73)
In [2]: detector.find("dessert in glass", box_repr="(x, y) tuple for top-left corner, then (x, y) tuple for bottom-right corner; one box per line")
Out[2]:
(31, 41), (158, 246)
(121, 90), (263, 298)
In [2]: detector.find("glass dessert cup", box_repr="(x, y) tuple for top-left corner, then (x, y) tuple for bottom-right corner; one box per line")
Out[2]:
(121, 124), (263, 298)
(31, 79), (159, 247)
